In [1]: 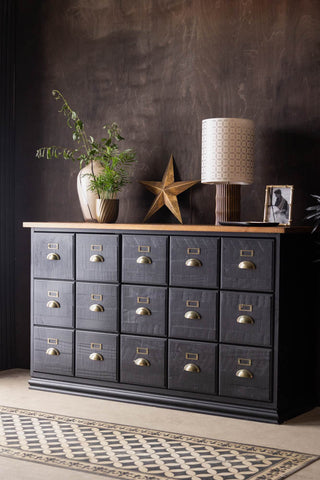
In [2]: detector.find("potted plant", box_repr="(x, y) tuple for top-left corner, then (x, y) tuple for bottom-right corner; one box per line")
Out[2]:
(36, 90), (136, 222)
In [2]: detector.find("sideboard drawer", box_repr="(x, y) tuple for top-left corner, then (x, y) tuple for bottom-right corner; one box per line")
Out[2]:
(120, 335), (166, 388)
(33, 233), (74, 280)
(76, 234), (119, 283)
(168, 287), (218, 341)
(219, 345), (272, 402)
(169, 236), (219, 288)
(121, 285), (167, 336)
(76, 282), (119, 332)
(75, 331), (118, 382)
(122, 235), (168, 285)
(33, 326), (74, 376)
(168, 339), (217, 394)
(221, 238), (274, 292)
(34, 280), (74, 328)
(220, 291), (273, 347)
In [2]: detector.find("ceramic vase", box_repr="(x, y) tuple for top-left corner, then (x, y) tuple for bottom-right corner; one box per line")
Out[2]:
(96, 199), (119, 223)
(77, 161), (104, 222)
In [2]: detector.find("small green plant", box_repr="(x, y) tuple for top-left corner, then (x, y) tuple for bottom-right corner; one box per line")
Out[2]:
(36, 90), (136, 199)
(305, 194), (320, 233)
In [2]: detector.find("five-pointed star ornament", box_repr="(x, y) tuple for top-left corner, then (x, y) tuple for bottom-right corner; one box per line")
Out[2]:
(140, 155), (199, 223)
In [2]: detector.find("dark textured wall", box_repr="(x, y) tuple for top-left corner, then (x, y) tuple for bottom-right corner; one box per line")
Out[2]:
(15, 0), (320, 386)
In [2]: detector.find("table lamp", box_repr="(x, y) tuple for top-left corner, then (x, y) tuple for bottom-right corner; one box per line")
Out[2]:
(201, 118), (254, 225)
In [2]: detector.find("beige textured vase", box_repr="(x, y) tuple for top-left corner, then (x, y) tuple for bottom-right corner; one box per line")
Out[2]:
(96, 199), (119, 223)
(77, 161), (104, 222)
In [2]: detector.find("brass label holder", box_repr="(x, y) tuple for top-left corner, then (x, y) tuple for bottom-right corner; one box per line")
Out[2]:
(187, 247), (200, 255)
(138, 246), (150, 253)
(47, 338), (58, 345)
(239, 304), (253, 312)
(240, 250), (254, 257)
(48, 243), (59, 250)
(186, 353), (199, 360)
(91, 245), (103, 251)
(137, 296), (150, 304)
(91, 343), (102, 350)
(91, 294), (103, 301)
(136, 347), (148, 355)
(238, 358), (252, 366)
(186, 300), (200, 308)
(48, 291), (59, 298)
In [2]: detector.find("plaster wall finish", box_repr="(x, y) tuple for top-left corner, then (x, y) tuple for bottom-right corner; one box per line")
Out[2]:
(15, 0), (320, 390)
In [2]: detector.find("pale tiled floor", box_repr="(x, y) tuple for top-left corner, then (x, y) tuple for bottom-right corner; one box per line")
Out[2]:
(0, 369), (319, 479)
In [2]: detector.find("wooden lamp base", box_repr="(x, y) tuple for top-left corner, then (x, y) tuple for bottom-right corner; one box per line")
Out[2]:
(215, 184), (241, 225)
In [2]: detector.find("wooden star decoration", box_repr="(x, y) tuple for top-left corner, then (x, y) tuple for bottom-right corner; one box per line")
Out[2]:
(140, 155), (199, 223)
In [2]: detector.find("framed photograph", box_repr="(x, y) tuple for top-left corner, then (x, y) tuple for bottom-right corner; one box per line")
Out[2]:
(263, 185), (294, 225)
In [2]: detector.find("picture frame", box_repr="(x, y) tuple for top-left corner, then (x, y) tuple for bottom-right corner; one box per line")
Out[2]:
(263, 185), (294, 225)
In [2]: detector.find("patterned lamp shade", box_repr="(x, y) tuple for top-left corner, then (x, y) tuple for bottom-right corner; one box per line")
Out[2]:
(201, 118), (254, 185)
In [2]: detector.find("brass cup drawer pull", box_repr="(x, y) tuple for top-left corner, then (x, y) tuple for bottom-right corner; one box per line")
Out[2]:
(184, 363), (201, 373)
(236, 315), (254, 324)
(134, 357), (150, 367)
(89, 304), (104, 313)
(184, 310), (201, 320)
(236, 369), (253, 379)
(46, 300), (60, 309)
(89, 352), (104, 361)
(185, 258), (202, 267)
(136, 255), (152, 264)
(136, 307), (151, 316)
(47, 253), (60, 261)
(89, 254), (104, 263)
(46, 347), (60, 356)
(238, 260), (256, 270)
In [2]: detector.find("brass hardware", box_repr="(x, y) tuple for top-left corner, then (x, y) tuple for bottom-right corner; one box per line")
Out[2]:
(187, 247), (200, 255)
(186, 353), (199, 360)
(136, 307), (151, 316)
(184, 310), (201, 320)
(236, 369), (253, 379)
(186, 300), (199, 308)
(91, 244), (103, 251)
(91, 294), (103, 301)
(46, 300), (60, 309)
(90, 343), (102, 350)
(134, 357), (150, 367)
(89, 352), (104, 361)
(89, 304), (104, 312)
(89, 254), (104, 263)
(185, 258), (202, 267)
(184, 363), (201, 373)
(48, 291), (59, 298)
(136, 255), (152, 264)
(138, 245), (151, 253)
(136, 347), (148, 355)
(46, 347), (60, 356)
(46, 252), (60, 261)
(240, 249), (254, 257)
(137, 296), (150, 304)
(47, 338), (58, 345)
(239, 304), (253, 312)
(236, 315), (254, 324)
(48, 243), (59, 250)
(238, 260), (256, 270)
(238, 358), (252, 366)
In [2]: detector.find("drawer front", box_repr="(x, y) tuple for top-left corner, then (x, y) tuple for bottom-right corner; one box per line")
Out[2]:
(168, 340), (217, 394)
(220, 291), (273, 347)
(120, 335), (166, 388)
(221, 238), (274, 292)
(169, 236), (219, 288)
(76, 234), (119, 283)
(34, 280), (74, 328)
(121, 285), (167, 336)
(33, 233), (74, 280)
(169, 288), (218, 341)
(122, 235), (168, 285)
(33, 326), (74, 376)
(219, 345), (272, 402)
(75, 331), (118, 382)
(76, 282), (119, 332)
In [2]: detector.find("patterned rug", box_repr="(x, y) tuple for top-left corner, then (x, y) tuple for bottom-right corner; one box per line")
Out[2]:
(0, 406), (318, 479)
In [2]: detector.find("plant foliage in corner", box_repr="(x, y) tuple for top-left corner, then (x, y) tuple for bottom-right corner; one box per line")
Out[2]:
(305, 194), (320, 234)
(36, 90), (136, 199)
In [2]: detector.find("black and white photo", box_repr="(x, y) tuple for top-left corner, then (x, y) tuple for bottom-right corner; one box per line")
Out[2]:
(263, 185), (293, 225)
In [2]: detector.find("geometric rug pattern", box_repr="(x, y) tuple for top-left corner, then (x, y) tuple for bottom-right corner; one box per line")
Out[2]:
(0, 405), (318, 479)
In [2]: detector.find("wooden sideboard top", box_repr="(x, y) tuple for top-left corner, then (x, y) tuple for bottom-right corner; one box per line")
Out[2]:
(23, 222), (310, 234)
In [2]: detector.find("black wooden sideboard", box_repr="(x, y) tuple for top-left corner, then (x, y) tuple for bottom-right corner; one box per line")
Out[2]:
(24, 222), (317, 423)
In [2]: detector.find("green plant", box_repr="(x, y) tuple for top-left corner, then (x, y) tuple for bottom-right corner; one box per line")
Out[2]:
(36, 90), (136, 199)
(305, 194), (320, 233)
